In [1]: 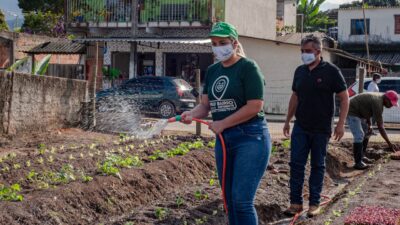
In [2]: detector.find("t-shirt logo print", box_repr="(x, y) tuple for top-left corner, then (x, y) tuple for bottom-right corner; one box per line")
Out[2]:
(212, 76), (229, 100)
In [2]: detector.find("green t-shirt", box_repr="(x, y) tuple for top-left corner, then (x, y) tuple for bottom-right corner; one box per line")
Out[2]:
(348, 92), (384, 124)
(203, 58), (265, 121)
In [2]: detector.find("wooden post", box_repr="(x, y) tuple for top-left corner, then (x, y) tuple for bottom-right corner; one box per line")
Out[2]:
(195, 69), (201, 136)
(358, 63), (365, 94)
(92, 42), (99, 128)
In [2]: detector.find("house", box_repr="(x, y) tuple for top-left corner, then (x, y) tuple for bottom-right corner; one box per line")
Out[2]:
(0, 31), (81, 73)
(65, 0), (297, 87)
(337, 6), (400, 74)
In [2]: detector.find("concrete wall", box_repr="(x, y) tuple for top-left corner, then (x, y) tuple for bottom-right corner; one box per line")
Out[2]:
(225, 0), (276, 40)
(240, 36), (332, 114)
(0, 72), (88, 136)
(338, 7), (400, 44)
(283, 0), (297, 27)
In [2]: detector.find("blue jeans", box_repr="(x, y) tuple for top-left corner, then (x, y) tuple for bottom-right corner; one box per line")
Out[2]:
(289, 123), (330, 206)
(347, 116), (368, 143)
(215, 118), (271, 225)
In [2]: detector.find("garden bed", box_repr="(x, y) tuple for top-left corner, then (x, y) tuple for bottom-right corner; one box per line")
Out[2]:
(0, 129), (393, 225)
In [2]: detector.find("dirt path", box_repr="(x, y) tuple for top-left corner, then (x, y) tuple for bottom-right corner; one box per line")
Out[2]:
(305, 157), (400, 225)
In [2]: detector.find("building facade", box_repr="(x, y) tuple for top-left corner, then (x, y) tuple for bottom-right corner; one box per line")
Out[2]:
(65, 0), (297, 87)
(338, 7), (400, 44)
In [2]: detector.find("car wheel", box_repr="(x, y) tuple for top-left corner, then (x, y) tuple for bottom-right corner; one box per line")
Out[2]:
(159, 101), (176, 118)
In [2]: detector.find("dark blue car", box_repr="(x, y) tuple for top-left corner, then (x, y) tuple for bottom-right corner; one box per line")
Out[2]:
(97, 76), (198, 118)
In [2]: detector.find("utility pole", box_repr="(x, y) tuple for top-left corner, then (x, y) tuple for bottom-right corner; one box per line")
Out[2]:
(359, 0), (370, 93)
(130, 0), (139, 78)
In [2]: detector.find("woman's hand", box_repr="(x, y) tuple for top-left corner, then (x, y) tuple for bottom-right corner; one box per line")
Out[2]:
(180, 111), (193, 124)
(209, 120), (227, 135)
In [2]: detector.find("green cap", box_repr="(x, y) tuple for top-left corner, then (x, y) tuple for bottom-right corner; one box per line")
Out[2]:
(209, 22), (239, 40)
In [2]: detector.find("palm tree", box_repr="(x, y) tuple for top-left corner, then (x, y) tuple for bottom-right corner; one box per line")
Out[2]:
(297, 0), (334, 31)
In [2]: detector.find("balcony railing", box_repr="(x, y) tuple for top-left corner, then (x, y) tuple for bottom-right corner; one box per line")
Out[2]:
(66, 0), (225, 28)
(139, 0), (211, 26)
(67, 0), (132, 26)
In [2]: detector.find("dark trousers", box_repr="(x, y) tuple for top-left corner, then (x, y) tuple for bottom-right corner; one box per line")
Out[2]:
(289, 123), (330, 206)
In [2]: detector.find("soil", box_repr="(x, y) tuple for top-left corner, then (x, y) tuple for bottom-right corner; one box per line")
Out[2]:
(0, 128), (395, 225)
(305, 156), (400, 225)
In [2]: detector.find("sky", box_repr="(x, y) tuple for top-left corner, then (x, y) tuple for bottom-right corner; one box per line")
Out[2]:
(0, 0), (356, 20)
(0, 0), (23, 20)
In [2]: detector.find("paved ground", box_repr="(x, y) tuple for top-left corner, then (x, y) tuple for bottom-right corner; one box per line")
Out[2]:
(163, 120), (400, 143)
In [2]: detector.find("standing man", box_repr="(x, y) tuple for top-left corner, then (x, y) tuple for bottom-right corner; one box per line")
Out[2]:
(347, 91), (399, 170)
(367, 73), (381, 93)
(283, 36), (349, 217)
(366, 73), (381, 135)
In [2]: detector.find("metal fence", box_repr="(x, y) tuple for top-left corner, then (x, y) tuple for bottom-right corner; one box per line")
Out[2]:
(66, 0), (213, 25)
(139, 0), (211, 24)
(67, 0), (132, 23)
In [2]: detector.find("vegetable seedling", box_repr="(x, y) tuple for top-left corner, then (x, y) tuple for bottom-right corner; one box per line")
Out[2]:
(154, 207), (168, 220)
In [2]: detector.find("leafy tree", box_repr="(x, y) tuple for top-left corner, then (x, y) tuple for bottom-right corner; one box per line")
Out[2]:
(297, 0), (335, 32)
(18, 0), (65, 37)
(21, 11), (65, 37)
(18, 0), (64, 14)
(0, 10), (9, 31)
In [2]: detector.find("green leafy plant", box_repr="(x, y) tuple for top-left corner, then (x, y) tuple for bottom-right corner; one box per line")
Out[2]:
(194, 190), (208, 201)
(81, 172), (93, 183)
(155, 207), (168, 220)
(282, 139), (291, 149)
(34, 54), (52, 76)
(0, 184), (24, 201)
(176, 196), (185, 207)
(207, 140), (216, 148)
(98, 161), (121, 179)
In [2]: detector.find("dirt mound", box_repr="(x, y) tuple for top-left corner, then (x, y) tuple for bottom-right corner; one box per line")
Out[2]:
(0, 150), (215, 225)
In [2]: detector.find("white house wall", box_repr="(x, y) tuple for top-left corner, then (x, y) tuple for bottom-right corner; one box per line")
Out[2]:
(225, 0), (277, 40)
(104, 42), (212, 76)
(284, 0), (297, 28)
(338, 7), (400, 44)
(240, 36), (332, 114)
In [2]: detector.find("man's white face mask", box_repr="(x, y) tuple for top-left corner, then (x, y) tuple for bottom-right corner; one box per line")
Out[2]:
(301, 53), (316, 65)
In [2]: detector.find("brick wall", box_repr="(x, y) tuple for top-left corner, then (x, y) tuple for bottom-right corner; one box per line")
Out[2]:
(0, 41), (11, 68)
(0, 71), (88, 136)
(0, 31), (80, 67)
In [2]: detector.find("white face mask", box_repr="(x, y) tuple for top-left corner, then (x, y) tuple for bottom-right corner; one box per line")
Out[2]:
(301, 53), (316, 65)
(212, 44), (234, 62)
(376, 79), (382, 84)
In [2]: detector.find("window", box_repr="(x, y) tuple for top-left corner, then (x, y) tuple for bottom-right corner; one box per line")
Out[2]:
(395, 15), (400, 34)
(351, 19), (370, 35)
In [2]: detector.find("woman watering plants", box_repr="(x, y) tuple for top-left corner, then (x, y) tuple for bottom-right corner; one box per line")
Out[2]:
(180, 22), (271, 225)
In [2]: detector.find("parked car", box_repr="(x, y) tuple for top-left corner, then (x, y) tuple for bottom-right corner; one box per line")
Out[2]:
(97, 76), (198, 118)
(347, 77), (400, 123)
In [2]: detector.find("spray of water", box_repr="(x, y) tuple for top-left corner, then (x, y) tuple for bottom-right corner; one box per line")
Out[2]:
(95, 93), (170, 139)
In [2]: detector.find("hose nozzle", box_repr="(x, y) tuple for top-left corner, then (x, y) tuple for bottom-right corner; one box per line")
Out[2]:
(167, 115), (181, 123)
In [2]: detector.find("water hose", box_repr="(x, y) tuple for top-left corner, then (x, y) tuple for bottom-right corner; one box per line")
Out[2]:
(168, 115), (228, 214)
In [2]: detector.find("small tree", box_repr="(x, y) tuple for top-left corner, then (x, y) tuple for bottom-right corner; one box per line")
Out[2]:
(0, 10), (9, 31)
